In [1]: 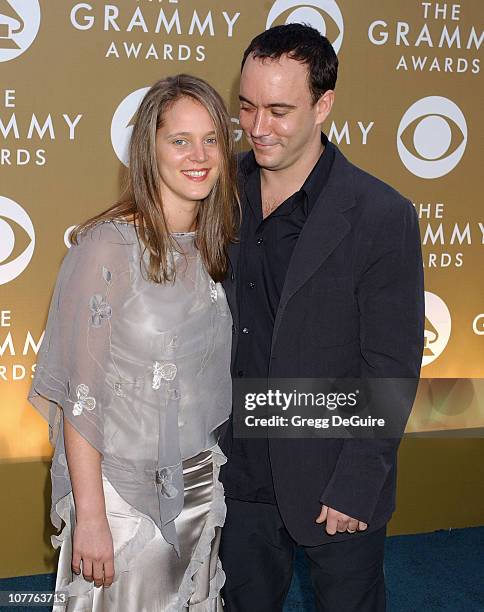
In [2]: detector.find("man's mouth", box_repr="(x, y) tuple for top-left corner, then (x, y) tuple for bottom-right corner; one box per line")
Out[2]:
(252, 141), (277, 149)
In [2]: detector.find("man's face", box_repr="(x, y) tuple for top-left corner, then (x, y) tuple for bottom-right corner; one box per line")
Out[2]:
(239, 54), (328, 171)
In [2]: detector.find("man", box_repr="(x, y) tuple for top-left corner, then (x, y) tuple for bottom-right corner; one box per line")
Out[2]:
(219, 24), (424, 612)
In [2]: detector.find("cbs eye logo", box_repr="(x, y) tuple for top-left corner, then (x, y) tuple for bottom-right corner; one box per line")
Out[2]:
(0, 0), (41, 63)
(423, 291), (452, 367)
(397, 96), (467, 179)
(0, 196), (35, 285)
(64, 225), (76, 248)
(111, 87), (151, 167)
(231, 118), (243, 143)
(266, 0), (344, 54)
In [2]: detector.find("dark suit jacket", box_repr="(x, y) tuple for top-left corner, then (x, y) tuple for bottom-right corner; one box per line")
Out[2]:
(221, 141), (425, 546)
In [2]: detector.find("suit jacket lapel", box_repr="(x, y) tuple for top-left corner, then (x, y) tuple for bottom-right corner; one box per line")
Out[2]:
(272, 147), (357, 351)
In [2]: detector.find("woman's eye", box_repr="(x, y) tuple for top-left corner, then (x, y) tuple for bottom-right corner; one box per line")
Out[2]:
(205, 137), (217, 145)
(173, 139), (188, 145)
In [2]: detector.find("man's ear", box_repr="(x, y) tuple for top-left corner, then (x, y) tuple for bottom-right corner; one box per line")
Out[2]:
(315, 90), (335, 125)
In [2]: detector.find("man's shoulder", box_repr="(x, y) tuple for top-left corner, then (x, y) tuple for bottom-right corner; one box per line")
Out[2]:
(336, 148), (415, 221)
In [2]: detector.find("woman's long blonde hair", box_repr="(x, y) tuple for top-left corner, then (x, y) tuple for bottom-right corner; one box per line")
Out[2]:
(71, 74), (239, 282)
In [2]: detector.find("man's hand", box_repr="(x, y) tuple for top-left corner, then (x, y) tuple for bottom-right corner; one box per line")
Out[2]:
(315, 505), (368, 535)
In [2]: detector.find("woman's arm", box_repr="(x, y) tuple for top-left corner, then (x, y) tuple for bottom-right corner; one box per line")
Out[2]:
(28, 226), (129, 587)
(64, 417), (115, 588)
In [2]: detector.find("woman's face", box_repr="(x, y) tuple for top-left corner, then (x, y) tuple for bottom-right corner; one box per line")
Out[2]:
(155, 96), (221, 208)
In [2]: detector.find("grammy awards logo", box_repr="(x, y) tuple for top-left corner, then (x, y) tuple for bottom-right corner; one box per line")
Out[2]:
(0, 0), (41, 62)
(422, 291), (452, 367)
(423, 316), (439, 357)
(0, 0), (22, 49)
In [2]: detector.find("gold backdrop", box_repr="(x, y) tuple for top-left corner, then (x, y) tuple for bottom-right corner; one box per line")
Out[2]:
(1, 3), (483, 472)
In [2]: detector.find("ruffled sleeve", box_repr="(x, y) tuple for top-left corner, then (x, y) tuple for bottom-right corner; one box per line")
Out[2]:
(29, 222), (131, 528)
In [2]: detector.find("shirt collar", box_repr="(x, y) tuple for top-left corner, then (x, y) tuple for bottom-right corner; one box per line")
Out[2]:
(301, 133), (334, 213)
(242, 133), (335, 218)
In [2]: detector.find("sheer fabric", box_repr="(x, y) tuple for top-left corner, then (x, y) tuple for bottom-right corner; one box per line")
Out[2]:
(29, 221), (232, 554)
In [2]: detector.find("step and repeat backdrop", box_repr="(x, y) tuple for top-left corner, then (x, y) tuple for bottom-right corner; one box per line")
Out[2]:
(1, 0), (483, 461)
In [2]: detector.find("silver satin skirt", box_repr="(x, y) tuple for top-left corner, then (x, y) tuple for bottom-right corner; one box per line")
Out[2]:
(52, 448), (226, 611)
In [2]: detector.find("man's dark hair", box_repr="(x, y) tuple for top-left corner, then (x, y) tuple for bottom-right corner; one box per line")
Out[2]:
(241, 24), (338, 104)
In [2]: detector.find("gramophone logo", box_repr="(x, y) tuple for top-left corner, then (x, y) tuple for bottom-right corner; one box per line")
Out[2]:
(422, 291), (452, 367)
(0, 0), (41, 62)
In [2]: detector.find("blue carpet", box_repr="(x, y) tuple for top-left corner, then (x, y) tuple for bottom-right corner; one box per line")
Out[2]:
(1, 527), (483, 611)
(285, 527), (484, 611)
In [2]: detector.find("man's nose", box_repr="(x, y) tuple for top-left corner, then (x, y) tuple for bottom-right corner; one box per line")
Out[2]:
(251, 110), (270, 138)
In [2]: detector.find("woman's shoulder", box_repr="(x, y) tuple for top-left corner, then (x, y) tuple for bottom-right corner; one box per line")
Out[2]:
(75, 220), (135, 249)
(67, 220), (136, 269)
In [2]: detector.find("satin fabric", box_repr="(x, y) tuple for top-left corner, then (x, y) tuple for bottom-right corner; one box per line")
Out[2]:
(53, 449), (225, 612)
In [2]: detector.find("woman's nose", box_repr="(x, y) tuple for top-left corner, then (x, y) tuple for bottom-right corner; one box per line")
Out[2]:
(189, 142), (209, 163)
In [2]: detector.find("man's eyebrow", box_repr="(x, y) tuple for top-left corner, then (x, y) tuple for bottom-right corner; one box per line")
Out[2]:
(239, 95), (296, 109)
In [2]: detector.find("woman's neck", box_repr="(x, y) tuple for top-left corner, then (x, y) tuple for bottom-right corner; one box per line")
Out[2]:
(120, 198), (200, 232)
(163, 200), (199, 233)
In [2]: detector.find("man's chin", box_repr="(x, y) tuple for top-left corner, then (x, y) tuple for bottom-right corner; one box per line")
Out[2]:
(252, 149), (281, 170)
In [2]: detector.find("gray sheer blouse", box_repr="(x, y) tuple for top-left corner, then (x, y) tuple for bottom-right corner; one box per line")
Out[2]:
(29, 221), (232, 553)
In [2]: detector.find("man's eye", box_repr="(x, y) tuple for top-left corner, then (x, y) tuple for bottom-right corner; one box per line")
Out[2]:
(272, 111), (287, 117)
(240, 106), (253, 112)
(173, 139), (188, 145)
(205, 137), (217, 145)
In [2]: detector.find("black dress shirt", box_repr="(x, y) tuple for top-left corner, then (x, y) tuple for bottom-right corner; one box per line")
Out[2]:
(223, 135), (335, 503)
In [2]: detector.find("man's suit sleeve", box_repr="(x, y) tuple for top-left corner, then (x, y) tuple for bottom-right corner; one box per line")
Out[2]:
(319, 197), (425, 524)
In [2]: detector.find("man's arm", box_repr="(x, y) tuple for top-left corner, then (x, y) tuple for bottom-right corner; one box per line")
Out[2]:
(318, 196), (424, 530)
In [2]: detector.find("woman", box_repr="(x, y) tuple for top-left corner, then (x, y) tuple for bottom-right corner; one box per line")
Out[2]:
(29, 74), (238, 611)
